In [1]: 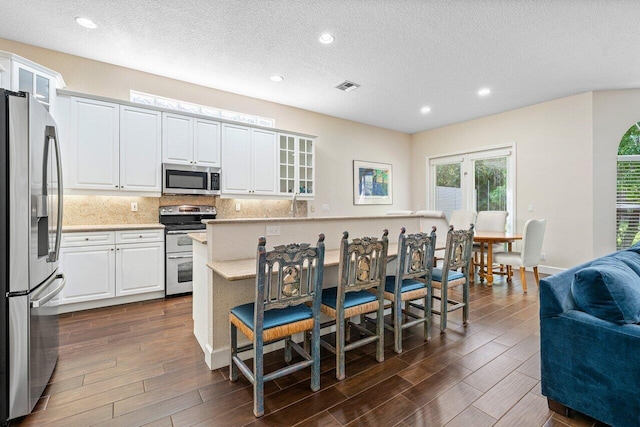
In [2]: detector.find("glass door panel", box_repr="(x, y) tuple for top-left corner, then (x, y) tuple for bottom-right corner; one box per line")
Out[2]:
(434, 162), (462, 219)
(473, 157), (507, 211)
(19, 68), (33, 93)
(279, 135), (296, 194)
(36, 75), (50, 109)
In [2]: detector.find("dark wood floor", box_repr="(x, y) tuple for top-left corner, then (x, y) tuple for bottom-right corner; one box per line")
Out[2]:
(12, 273), (604, 427)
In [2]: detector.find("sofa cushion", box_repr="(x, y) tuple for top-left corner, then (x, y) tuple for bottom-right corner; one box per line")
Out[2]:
(571, 257), (640, 324)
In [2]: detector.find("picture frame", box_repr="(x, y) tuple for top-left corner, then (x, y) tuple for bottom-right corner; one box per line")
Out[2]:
(353, 160), (393, 205)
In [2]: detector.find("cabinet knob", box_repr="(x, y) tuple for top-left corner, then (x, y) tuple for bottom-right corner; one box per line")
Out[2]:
(85, 238), (89, 241)
(111, 248), (114, 251)
(139, 235), (143, 238)
(115, 185), (118, 188)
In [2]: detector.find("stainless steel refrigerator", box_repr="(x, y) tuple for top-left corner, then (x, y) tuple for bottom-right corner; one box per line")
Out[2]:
(0, 89), (65, 424)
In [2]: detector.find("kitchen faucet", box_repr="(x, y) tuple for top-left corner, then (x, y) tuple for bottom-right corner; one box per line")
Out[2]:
(291, 192), (298, 217)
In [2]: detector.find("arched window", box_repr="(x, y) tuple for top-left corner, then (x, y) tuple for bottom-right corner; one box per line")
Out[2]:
(616, 122), (640, 249)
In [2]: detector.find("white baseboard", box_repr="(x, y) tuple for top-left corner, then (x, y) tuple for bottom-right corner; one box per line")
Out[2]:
(538, 265), (565, 275)
(55, 291), (166, 314)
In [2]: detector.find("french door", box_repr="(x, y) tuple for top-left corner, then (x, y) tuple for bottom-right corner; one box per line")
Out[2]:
(429, 146), (515, 231)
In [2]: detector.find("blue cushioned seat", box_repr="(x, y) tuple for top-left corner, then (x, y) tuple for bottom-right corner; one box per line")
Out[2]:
(321, 286), (377, 310)
(230, 302), (312, 331)
(432, 268), (464, 282)
(384, 276), (426, 293)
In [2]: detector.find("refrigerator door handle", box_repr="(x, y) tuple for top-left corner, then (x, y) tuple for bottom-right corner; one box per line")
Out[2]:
(46, 125), (63, 263)
(31, 274), (65, 308)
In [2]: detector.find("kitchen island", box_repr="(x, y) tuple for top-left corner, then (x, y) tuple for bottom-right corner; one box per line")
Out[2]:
(197, 214), (429, 369)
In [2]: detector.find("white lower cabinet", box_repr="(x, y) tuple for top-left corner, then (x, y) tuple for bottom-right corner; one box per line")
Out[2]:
(59, 230), (164, 307)
(59, 245), (116, 304)
(116, 242), (164, 296)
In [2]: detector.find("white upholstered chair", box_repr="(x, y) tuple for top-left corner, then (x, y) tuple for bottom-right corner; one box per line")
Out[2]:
(449, 210), (477, 230)
(416, 210), (449, 257)
(493, 219), (547, 292)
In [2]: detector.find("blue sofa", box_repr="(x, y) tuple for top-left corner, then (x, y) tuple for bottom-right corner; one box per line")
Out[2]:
(540, 247), (640, 426)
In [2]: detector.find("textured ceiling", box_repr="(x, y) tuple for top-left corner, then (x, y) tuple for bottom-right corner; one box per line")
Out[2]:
(1, 0), (640, 134)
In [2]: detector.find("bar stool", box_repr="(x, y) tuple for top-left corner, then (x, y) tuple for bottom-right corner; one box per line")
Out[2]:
(229, 234), (325, 417)
(384, 226), (436, 353)
(320, 230), (388, 380)
(432, 225), (475, 333)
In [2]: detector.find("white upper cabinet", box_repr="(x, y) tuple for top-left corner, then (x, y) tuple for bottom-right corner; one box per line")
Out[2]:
(194, 118), (221, 167)
(120, 105), (162, 192)
(59, 96), (162, 194)
(278, 133), (315, 198)
(221, 124), (276, 195)
(221, 124), (252, 193)
(163, 113), (192, 164)
(163, 113), (221, 167)
(69, 97), (120, 190)
(0, 50), (65, 114)
(251, 128), (277, 194)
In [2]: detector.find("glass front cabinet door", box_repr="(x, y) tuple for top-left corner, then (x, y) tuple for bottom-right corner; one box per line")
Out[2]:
(0, 50), (65, 113)
(278, 133), (315, 198)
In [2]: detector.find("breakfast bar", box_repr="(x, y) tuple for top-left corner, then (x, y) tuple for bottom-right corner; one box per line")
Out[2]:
(196, 214), (425, 369)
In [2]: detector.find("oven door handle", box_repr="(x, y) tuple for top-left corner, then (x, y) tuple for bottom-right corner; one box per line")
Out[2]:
(166, 230), (199, 235)
(31, 274), (65, 308)
(168, 254), (194, 260)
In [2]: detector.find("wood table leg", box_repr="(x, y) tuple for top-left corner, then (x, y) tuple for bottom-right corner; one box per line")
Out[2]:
(479, 244), (485, 283)
(486, 244), (494, 285)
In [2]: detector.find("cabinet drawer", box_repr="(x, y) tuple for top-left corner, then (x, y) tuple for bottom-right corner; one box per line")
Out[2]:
(61, 232), (115, 247)
(116, 229), (164, 244)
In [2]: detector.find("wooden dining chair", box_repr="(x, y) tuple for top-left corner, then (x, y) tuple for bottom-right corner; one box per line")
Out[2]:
(432, 225), (475, 333)
(320, 230), (388, 380)
(384, 226), (436, 353)
(493, 219), (546, 292)
(229, 234), (325, 417)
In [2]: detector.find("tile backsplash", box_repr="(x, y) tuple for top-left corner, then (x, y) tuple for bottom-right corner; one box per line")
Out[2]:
(63, 195), (307, 225)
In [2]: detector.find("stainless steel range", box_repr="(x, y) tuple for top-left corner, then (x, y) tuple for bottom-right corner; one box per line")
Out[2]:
(159, 205), (216, 296)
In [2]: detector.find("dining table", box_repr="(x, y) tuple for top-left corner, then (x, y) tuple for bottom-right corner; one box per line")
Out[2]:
(473, 230), (523, 285)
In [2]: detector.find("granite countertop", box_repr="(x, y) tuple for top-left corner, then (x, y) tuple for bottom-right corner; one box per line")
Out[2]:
(207, 243), (399, 281)
(62, 223), (165, 232)
(188, 232), (207, 244)
(203, 215), (418, 225)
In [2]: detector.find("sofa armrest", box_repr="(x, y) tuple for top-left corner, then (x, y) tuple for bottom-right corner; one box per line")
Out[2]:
(540, 263), (588, 318)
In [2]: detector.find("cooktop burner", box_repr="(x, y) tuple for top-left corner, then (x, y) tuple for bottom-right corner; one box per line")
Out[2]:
(159, 204), (216, 230)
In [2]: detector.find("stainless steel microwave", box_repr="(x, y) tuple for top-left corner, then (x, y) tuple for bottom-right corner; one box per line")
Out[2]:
(162, 163), (221, 195)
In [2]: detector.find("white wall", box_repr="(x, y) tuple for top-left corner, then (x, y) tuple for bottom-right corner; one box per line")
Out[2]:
(0, 38), (412, 218)
(411, 93), (594, 269)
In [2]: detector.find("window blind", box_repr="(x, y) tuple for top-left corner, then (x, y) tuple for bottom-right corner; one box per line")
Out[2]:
(616, 156), (640, 249)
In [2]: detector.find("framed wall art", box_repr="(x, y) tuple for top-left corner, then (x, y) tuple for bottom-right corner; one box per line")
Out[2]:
(353, 160), (392, 205)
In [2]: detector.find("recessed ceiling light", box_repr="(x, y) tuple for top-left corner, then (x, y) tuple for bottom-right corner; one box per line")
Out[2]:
(420, 106), (431, 114)
(75, 16), (97, 29)
(478, 87), (491, 97)
(318, 33), (335, 44)
(270, 75), (284, 82)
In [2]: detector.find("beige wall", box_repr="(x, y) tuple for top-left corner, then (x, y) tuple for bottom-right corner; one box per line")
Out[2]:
(0, 38), (412, 220)
(592, 89), (640, 257)
(411, 93), (594, 269)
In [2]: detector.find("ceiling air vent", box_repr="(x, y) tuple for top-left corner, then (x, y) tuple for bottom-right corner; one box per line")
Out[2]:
(335, 80), (360, 92)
